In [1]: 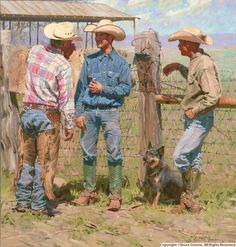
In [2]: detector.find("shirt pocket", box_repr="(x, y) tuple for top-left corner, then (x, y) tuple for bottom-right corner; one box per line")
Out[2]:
(88, 73), (100, 83)
(187, 74), (198, 93)
(107, 71), (119, 86)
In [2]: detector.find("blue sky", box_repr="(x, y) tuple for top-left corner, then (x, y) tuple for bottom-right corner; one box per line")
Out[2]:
(92, 0), (236, 35)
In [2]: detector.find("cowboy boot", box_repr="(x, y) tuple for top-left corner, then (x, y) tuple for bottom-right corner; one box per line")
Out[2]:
(189, 168), (202, 213)
(108, 162), (122, 211)
(172, 169), (192, 214)
(73, 160), (97, 205)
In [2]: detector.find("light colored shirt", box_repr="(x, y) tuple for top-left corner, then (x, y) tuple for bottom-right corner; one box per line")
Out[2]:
(23, 45), (74, 128)
(75, 49), (131, 116)
(178, 49), (222, 115)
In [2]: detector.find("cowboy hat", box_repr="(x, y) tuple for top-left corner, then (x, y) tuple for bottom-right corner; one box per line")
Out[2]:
(168, 26), (212, 45)
(44, 22), (82, 41)
(84, 19), (126, 41)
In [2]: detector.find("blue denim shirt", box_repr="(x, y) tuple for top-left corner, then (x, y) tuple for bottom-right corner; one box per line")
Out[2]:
(74, 49), (131, 116)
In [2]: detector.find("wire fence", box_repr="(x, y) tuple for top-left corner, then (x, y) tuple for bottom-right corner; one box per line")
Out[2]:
(58, 62), (236, 177)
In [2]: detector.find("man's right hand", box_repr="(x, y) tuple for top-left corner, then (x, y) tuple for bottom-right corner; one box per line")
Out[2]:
(75, 116), (86, 130)
(163, 62), (180, 76)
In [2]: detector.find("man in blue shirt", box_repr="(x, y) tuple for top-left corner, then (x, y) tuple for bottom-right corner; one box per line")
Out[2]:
(74, 19), (131, 211)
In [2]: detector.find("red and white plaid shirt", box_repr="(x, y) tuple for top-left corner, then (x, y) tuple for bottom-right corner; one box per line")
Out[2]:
(23, 45), (74, 128)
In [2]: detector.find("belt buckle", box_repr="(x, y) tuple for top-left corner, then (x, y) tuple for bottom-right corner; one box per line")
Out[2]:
(23, 105), (31, 112)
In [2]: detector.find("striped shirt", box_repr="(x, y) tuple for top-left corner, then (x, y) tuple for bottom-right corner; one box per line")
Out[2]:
(23, 45), (74, 128)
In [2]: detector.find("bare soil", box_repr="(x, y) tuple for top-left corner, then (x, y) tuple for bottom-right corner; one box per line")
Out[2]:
(1, 198), (236, 247)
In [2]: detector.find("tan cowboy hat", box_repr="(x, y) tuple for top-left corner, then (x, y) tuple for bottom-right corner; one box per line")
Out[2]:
(168, 26), (212, 45)
(84, 19), (126, 41)
(44, 22), (82, 41)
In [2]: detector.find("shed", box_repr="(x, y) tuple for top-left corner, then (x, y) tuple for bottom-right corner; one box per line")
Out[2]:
(0, 0), (136, 47)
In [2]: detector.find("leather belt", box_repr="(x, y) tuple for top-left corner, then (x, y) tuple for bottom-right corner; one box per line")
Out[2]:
(23, 103), (58, 112)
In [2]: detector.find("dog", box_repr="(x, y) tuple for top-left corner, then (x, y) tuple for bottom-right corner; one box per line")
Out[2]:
(141, 143), (183, 208)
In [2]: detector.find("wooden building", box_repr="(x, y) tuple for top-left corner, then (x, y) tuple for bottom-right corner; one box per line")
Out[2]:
(1, 0), (136, 47)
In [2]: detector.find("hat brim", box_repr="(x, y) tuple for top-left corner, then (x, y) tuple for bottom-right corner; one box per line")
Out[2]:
(84, 24), (126, 41)
(44, 23), (82, 41)
(168, 30), (212, 45)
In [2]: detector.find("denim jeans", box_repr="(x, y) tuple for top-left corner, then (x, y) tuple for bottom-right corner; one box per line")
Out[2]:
(80, 108), (122, 163)
(16, 109), (53, 210)
(21, 109), (53, 138)
(80, 108), (123, 195)
(173, 111), (214, 173)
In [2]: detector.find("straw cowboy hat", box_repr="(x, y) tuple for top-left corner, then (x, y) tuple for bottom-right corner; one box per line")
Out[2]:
(168, 26), (212, 45)
(44, 22), (82, 41)
(84, 19), (126, 41)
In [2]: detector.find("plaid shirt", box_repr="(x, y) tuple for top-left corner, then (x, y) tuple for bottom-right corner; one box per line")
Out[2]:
(23, 45), (74, 128)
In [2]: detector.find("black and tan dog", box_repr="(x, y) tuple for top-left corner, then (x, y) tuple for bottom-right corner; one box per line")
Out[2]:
(142, 143), (183, 208)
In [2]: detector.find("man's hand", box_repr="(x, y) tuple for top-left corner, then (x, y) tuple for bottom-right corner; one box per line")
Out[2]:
(64, 128), (74, 141)
(89, 80), (102, 94)
(185, 109), (196, 119)
(163, 63), (180, 76)
(75, 116), (86, 130)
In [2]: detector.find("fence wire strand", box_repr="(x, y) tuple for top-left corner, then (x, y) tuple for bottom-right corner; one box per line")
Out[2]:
(58, 66), (236, 176)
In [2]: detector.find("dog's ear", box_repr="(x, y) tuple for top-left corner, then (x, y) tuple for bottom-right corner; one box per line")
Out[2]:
(147, 141), (152, 149)
(158, 146), (165, 158)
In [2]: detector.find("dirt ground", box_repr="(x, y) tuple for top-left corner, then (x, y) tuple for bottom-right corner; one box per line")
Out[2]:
(1, 197), (236, 247)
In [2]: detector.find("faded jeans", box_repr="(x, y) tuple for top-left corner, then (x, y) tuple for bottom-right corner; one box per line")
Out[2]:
(80, 108), (123, 197)
(173, 111), (214, 173)
(80, 108), (122, 163)
(16, 109), (54, 210)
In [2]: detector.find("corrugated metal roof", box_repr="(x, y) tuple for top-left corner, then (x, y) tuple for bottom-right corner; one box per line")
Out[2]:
(1, 0), (136, 22)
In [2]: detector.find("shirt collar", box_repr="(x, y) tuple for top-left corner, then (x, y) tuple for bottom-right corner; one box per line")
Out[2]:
(46, 45), (63, 55)
(98, 48), (116, 61)
(191, 48), (204, 61)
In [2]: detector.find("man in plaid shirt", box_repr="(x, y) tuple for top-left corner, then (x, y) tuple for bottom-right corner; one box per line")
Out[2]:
(15, 22), (81, 215)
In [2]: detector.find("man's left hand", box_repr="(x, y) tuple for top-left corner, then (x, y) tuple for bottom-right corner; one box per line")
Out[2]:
(185, 109), (196, 119)
(89, 80), (102, 94)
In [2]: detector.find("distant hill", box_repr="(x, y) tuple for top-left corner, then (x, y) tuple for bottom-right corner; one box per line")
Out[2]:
(115, 33), (236, 49)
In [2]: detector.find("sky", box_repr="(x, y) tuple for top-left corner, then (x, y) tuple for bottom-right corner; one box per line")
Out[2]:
(91, 0), (236, 36)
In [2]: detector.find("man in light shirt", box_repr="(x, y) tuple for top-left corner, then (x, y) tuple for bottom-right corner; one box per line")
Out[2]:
(163, 27), (221, 213)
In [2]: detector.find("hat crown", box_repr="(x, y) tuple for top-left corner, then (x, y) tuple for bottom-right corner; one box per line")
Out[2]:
(44, 22), (81, 41)
(54, 22), (74, 39)
(168, 26), (212, 45)
(84, 19), (126, 41)
(97, 19), (113, 27)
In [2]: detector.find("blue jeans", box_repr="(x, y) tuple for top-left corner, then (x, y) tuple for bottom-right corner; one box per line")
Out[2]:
(80, 108), (122, 163)
(21, 109), (53, 138)
(80, 108), (123, 195)
(16, 109), (53, 210)
(173, 111), (214, 173)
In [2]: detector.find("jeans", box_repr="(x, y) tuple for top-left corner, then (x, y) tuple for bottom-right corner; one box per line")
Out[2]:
(173, 111), (214, 173)
(21, 109), (53, 138)
(80, 108), (122, 163)
(16, 109), (54, 210)
(80, 108), (123, 196)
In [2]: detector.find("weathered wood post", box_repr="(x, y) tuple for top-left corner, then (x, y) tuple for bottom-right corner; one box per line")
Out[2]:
(0, 30), (20, 171)
(134, 30), (162, 185)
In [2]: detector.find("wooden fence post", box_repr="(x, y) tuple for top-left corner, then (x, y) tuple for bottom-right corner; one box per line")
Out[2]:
(0, 30), (19, 171)
(134, 30), (162, 185)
